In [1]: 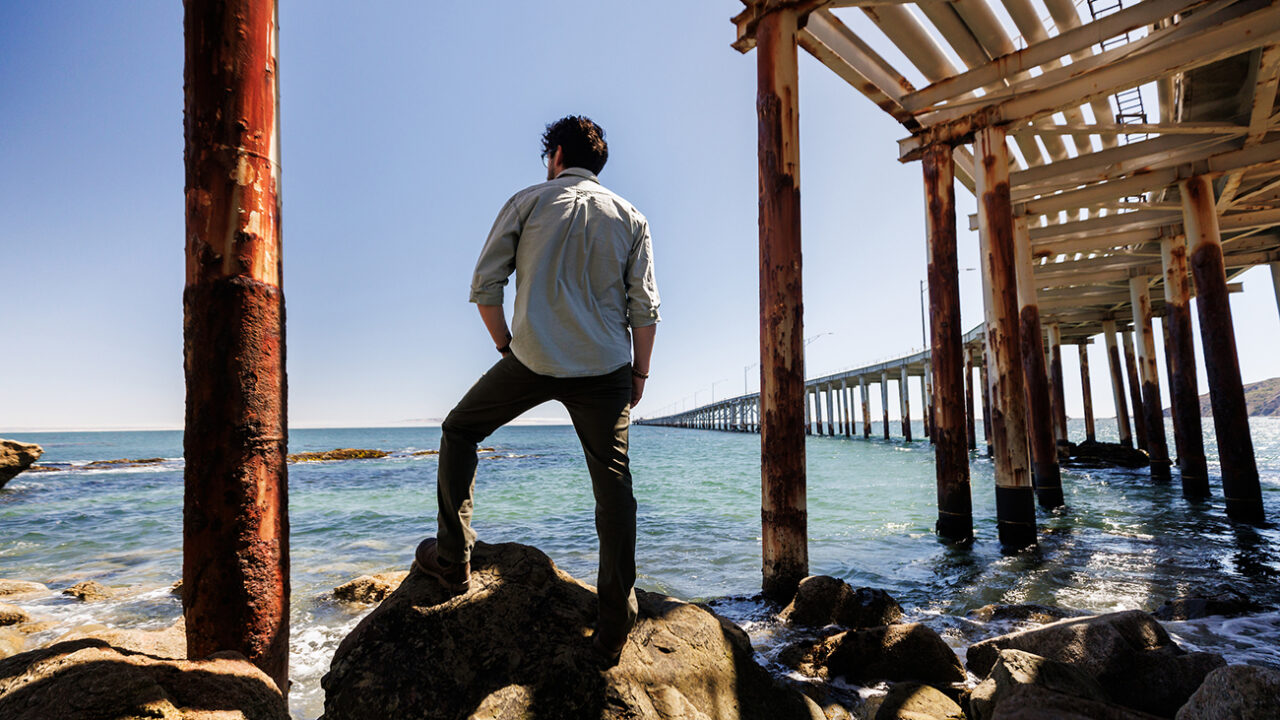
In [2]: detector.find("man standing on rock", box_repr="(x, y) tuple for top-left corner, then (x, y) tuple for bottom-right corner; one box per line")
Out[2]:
(416, 116), (660, 665)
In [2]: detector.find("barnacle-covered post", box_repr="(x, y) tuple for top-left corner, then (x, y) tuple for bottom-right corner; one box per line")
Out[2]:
(183, 0), (289, 692)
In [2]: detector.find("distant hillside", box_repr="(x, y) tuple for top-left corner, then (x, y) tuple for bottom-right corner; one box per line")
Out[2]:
(1164, 377), (1280, 417)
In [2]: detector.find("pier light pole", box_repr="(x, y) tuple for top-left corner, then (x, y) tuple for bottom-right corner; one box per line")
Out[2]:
(747, 2), (807, 600)
(183, 0), (289, 692)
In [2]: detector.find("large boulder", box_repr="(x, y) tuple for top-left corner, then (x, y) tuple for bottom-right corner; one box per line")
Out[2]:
(968, 649), (1109, 720)
(875, 682), (965, 720)
(0, 441), (42, 489)
(1175, 664), (1280, 719)
(779, 575), (903, 629)
(332, 571), (408, 604)
(987, 685), (1164, 720)
(781, 623), (966, 687)
(966, 610), (1224, 717)
(321, 541), (823, 720)
(62, 580), (114, 602)
(1152, 589), (1267, 620)
(967, 603), (1076, 626)
(0, 639), (287, 719)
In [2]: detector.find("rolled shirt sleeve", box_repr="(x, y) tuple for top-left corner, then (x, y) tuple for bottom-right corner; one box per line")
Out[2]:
(469, 199), (521, 305)
(625, 219), (661, 328)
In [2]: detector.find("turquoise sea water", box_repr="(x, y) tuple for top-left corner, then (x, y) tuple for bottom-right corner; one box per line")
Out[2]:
(3, 419), (1280, 718)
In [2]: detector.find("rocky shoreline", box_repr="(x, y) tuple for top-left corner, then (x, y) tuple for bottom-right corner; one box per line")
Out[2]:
(1, 544), (1276, 719)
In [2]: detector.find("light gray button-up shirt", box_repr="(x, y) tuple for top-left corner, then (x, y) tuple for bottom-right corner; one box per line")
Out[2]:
(469, 167), (661, 378)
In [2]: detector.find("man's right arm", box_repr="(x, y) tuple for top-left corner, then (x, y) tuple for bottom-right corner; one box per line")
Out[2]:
(469, 199), (521, 307)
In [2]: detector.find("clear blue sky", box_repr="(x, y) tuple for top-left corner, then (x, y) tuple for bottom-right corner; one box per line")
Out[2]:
(2, 1), (1277, 431)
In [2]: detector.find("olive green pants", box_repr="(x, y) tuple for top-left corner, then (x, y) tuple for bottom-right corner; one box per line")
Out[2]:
(435, 354), (638, 640)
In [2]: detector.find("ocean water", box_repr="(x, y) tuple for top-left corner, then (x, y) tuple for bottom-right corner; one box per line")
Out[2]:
(3, 418), (1280, 718)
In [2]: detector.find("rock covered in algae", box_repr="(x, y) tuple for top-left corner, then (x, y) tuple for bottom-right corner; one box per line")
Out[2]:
(321, 541), (824, 720)
(287, 448), (390, 462)
(332, 571), (408, 604)
(0, 639), (288, 719)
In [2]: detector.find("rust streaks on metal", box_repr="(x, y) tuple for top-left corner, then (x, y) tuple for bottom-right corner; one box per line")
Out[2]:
(1161, 234), (1209, 496)
(1078, 342), (1096, 443)
(183, 0), (288, 692)
(1122, 329), (1149, 451)
(1102, 320), (1134, 449)
(1014, 217), (1062, 509)
(1129, 276), (1172, 479)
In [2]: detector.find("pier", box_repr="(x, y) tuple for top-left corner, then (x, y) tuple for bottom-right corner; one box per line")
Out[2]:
(639, 0), (1280, 596)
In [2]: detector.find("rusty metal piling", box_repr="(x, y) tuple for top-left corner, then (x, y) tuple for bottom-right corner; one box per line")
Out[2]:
(755, 6), (808, 599)
(183, 0), (289, 692)
(1122, 329), (1149, 451)
(965, 350), (977, 451)
(975, 125), (1036, 549)
(881, 372), (891, 440)
(1048, 323), (1068, 447)
(1102, 320), (1134, 449)
(861, 375), (872, 438)
(1129, 277), (1173, 480)
(1078, 343), (1096, 443)
(1180, 175), (1263, 523)
(1013, 217), (1063, 509)
(900, 366), (912, 441)
(923, 143), (973, 541)
(1161, 233), (1209, 497)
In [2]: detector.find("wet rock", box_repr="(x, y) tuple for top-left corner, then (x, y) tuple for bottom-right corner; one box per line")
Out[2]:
(62, 580), (113, 602)
(1175, 664), (1280, 719)
(80, 457), (166, 469)
(966, 610), (1224, 717)
(287, 448), (390, 463)
(967, 603), (1076, 625)
(0, 580), (47, 599)
(14, 622), (57, 636)
(332, 571), (409, 604)
(987, 685), (1163, 720)
(968, 649), (1109, 720)
(0, 639), (287, 720)
(321, 541), (823, 720)
(1152, 589), (1267, 620)
(1062, 440), (1150, 469)
(0, 440), (42, 488)
(779, 575), (903, 629)
(782, 623), (965, 687)
(55, 618), (186, 660)
(875, 682), (964, 720)
(0, 629), (24, 660)
(171, 578), (185, 600)
(0, 604), (29, 627)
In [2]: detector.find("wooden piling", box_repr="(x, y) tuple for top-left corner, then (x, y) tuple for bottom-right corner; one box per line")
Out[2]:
(1013, 217), (1063, 509)
(965, 350), (977, 451)
(900, 366), (912, 442)
(1129, 277), (1173, 480)
(183, 0), (289, 691)
(861, 375), (872, 438)
(1122, 329), (1149, 451)
(1180, 175), (1263, 523)
(1047, 323), (1069, 446)
(1078, 343), (1096, 443)
(881, 372), (891, 440)
(1101, 320), (1134, 448)
(1161, 233), (1209, 496)
(975, 125), (1036, 549)
(755, 6), (808, 598)
(923, 143), (973, 541)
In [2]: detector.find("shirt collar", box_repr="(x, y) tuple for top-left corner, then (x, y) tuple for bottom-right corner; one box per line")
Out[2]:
(555, 167), (599, 183)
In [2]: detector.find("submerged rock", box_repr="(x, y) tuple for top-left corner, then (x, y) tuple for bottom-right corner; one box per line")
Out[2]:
(321, 541), (823, 720)
(0, 639), (287, 720)
(0, 581), (46, 599)
(1152, 589), (1268, 620)
(986, 685), (1163, 720)
(0, 440), (42, 488)
(781, 622), (965, 687)
(1175, 664), (1280, 719)
(62, 580), (113, 602)
(966, 610), (1224, 717)
(0, 604), (29, 627)
(332, 571), (408, 604)
(80, 457), (166, 469)
(968, 649), (1109, 720)
(779, 575), (903, 629)
(1061, 440), (1150, 469)
(287, 448), (390, 463)
(967, 603), (1076, 626)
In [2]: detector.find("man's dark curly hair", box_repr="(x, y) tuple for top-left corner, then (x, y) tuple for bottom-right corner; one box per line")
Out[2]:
(541, 116), (608, 175)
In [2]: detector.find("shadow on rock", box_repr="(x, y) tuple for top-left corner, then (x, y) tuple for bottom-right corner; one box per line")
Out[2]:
(321, 541), (822, 720)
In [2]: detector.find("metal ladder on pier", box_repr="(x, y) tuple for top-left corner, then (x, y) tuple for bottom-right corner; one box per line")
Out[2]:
(1086, 0), (1151, 206)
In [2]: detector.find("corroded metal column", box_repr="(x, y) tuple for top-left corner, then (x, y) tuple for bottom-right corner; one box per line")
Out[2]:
(1122, 329), (1149, 451)
(1129, 277), (1173, 480)
(826, 385), (835, 436)
(815, 387), (825, 436)
(965, 350), (977, 451)
(860, 376), (871, 438)
(805, 390), (813, 435)
(843, 381), (852, 437)
(975, 125), (1036, 548)
(923, 360), (934, 443)
(1013, 217), (1062, 509)
(1101, 320), (1133, 448)
(900, 366), (912, 442)
(183, 0), (289, 691)
(1078, 343), (1096, 443)
(1161, 233), (1209, 496)
(924, 143), (972, 540)
(881, 371), (891, 440)
(1180, 175), (1262, 522)
(755, 6), (808, 598)
(1047, 323), (1069, 446)
(980, 347), (992, 456)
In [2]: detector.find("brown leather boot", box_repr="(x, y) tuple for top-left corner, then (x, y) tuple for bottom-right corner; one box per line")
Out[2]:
(413, 537), (470, 594)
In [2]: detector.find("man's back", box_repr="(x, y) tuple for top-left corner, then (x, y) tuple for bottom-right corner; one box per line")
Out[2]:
(471, 167), (659, 378)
